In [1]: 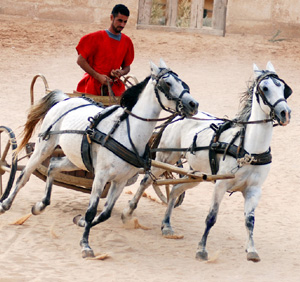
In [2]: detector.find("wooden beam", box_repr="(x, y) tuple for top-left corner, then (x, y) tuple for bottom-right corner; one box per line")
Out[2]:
(212, 0), (227, 35)
(137, 0), (153, 25)
(137, 0), (227, 36)
(166, 0), (178, 26)
(137, 24), (225, 36)
(154, 172), (234, 185)
(151, 159), (234, 181)
(190, 0), (204, 28)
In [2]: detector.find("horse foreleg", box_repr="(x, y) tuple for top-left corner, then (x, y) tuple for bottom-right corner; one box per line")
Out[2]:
(243, 186), (261, 262)
(79, 193), (100, 258)
(196, 183), (227, 261)
(92, 181), (126, 227)
(161, 180), (198, 236)
(32, 157), (78, 215)
(77, 174), (108, 258)
(80, 181), (125, 258)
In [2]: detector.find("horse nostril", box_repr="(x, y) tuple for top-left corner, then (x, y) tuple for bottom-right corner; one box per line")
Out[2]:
(189, 101), (198, 109)
(280, 111), (286, 118)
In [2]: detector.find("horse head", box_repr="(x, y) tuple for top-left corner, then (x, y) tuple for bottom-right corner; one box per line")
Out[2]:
(253, 61), (292, 126)
(150, 59), (198, 117)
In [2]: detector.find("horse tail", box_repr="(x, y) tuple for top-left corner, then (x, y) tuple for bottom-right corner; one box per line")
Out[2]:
(15, 90), (68, 156)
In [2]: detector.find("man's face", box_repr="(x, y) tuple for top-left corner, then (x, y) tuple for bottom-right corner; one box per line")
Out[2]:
(111, 13), (128, 34)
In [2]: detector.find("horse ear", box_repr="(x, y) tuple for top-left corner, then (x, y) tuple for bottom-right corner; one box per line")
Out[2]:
(284, 83), (293, 99)
(253, 63), (262, 78)
(266, 61), (276, 73)
(150, 61), (159, 76)
(159, 58), (168, 69)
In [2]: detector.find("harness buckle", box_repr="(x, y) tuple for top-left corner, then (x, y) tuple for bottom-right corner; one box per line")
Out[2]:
(237, 154), (255, 167)
(211, 142), (220, 150)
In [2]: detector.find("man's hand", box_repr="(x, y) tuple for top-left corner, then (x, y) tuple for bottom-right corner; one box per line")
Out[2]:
(96, 73), (112, 85)
(77, 55), (112, 85)
(110, 69), (123, 78)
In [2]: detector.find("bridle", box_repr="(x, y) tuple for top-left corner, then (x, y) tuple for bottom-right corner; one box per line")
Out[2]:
(124, 68), (191, 170)
(255, 71), (291, 121)
(152, 68), (190, 115)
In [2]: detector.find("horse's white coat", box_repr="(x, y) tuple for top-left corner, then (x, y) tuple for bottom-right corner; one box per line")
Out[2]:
(122, 62), (292, 262)
(0, 60), (198, 257)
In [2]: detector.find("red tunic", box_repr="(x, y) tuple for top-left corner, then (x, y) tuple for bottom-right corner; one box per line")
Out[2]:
(76, 30), (134, 96)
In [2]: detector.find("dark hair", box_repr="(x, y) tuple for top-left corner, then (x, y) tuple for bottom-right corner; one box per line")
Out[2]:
(111, 4), (130, 17)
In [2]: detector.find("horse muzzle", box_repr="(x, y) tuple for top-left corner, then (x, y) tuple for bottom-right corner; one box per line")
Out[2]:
(179, 95), (199, 117)
(276, 107), (291, 126)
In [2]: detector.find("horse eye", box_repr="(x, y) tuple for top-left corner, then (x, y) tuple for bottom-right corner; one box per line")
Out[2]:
(263, 86), (268, 92)
(166, 82), (172, 87)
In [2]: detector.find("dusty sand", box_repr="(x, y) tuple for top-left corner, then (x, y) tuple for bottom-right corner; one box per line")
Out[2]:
(0, 15), (300, 282)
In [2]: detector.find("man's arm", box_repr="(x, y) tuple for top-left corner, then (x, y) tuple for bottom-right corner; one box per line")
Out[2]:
(77, 54), (112, 85)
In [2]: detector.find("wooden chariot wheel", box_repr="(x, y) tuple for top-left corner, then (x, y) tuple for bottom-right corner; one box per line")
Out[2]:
(0, 126), (18, 199)
(152, 160), (185, 208)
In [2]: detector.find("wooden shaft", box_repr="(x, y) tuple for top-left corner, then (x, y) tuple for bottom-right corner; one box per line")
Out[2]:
(151, 159), (202, 178)
(154, 173), (234, 186)
(0, 165), (11, 173)
(154, 178), (203, 185)
(151, 160), (234, 180)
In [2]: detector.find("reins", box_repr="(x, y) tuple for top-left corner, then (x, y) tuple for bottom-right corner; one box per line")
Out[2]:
(188, 114), (275, 126)
(124, 108), (178, 122)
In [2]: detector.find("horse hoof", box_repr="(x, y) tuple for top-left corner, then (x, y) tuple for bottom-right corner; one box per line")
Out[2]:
(82, 248), (95, 258)
(247, 252), (261, 262)
(121, 210), (132, 224)
(0, 200), (10, 214)
(0, 204), (6, 214)
(73, 215), (86, 227)
(161, 226), (174, 236)
(196, 250), (208, 261)
(31, 202), (46, 215)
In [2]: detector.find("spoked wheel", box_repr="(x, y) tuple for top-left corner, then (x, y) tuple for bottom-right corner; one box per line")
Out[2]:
(0, 126), (18, 200)
(152, 160), (185, 208)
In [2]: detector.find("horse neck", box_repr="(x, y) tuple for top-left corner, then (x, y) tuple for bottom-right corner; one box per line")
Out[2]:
(243, 95), (273, 153)
(127, 82), (163, 152)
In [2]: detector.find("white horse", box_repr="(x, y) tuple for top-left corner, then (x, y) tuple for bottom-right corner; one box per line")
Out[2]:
(0, 60), (198, 258)
(122, 62), (292, 262)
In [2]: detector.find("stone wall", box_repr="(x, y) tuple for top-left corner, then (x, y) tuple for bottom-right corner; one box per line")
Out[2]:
(1, 0), (300, 37)
(0, 0), (138, 26)
(226, 0), (300, 37)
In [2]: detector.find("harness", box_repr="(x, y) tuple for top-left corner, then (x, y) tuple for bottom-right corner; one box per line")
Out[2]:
(152, 122), (272, 175)
(197, 71), (289, 173)
(152, 72), (292, 174)
(205, 123), (272, 174)
(39, 68), (189, 173)
(153, 68), (190, 115)
(254, 71), (292, 123)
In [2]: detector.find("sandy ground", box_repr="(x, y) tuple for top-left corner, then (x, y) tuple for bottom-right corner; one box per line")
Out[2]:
(0, 15), (300, 282)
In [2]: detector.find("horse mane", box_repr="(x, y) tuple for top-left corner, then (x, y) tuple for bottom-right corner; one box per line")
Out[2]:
(120, 76), (151, 111)
(234, 80), (255, 124)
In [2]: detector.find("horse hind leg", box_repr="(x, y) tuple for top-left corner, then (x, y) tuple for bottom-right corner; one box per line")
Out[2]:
(161, 180), (199, 236)
(31, 156), (79, 215)
(0, 139), (56, 214)
(196, 182), (227, 261)
(122, 151), (181, 223)
(121, 167), (165, 224)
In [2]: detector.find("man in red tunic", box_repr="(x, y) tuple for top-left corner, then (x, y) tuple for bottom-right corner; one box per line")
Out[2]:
(76, 4), (134, 96)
